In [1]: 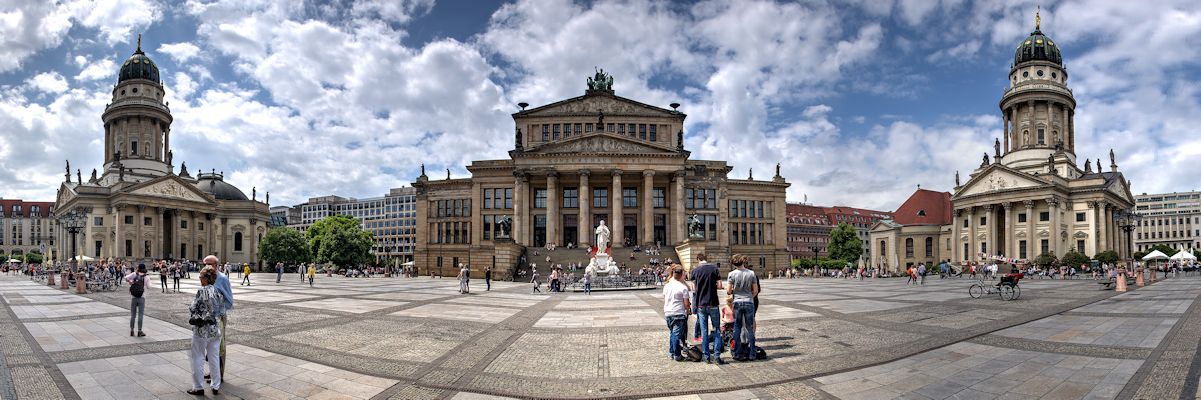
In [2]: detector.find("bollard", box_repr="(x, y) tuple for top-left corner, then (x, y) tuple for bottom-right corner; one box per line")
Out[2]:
(48, 272), (56, 287)
(60, 271), (69, 289)
(1150, 267), (1157, 282)
(75, 272), (87, 294)
(1135, 268), (1145, 287)
(1116, 267), (1128, 292)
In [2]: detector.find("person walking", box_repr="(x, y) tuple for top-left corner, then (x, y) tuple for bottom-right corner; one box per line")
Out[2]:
(727, 254), (759, 361)
(124, 264), (150, 337)
(582, 271), (592, 295)
(690, 253), (725, 364)
(275, 262), (283, 283)
(662, 264), (691, 362)
(159, 262), (169, 293)
(202, 255), (234, 384)
(299, 263), (306, 283)
(241, 264), (251, 286)
(484, 267), (492, 291)
(185, 266), (224, 396)
(918, 263), (927, 285)
(172, 264), (182, 293)
(457, 264), (470, 294)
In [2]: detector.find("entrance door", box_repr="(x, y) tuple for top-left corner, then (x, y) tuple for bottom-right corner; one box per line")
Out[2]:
(162, 212), (174, 259)
(623, 214), (637, 246)
(533, 215), (546, 248)
(562, 214), (578, 247)
(653, 214), (666, 246)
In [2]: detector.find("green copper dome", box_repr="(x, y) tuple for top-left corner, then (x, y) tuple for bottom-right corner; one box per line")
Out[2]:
(118, 37), (160, 83)
(1013, 27), (1062, 66)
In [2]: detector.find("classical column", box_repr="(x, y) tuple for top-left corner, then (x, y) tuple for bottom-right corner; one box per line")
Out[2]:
(1003, 115), (1009, 154)
(1068, 109), (1075, 152)
(249, 221), (258, 266)
(220, 217), (228, 262)
(611, 170), (623, 248)
(951, 209), (962, 261)
(642, 170), (654, 246)
(546, 172), (559, 246)
(984, 205), (995, 257)
(112, 205), (122, 259)
(513, 171), (527, 245)
(966, 207), (977, 261)
(673, 171), (686, 243)
(1028, 100), (1036, 145)
(1025, 200), (1035, 258)
(1100, 200), (1104, 251)
(169, 209), (179, 259)
(1060, 103), (1068, 149)
(1010, 107), (1019, 149)
(471, 182), (483, 244)
(1049, 197), (1061, 256)
(578, 169), (591, 246)
(190, 211), (197, 260)
(1107, 204), (1117, 253)
(1003, 202), (1014, 258)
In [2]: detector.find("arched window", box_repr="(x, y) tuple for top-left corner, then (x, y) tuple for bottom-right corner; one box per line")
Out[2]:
(925, 237), (934, 257)
(234, 232), (243, 252)
(1037, 128), (1045, 145)
(905, 238), (914, 257)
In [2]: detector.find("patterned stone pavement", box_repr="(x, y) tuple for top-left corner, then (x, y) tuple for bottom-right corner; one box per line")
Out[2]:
(2, 271), (1201, 399)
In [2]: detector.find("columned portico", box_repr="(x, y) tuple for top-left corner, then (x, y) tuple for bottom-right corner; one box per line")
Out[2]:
(610, 170), (623, 248)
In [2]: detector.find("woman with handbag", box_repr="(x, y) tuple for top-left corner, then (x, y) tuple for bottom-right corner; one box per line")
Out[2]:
(186, 266), (225, 396)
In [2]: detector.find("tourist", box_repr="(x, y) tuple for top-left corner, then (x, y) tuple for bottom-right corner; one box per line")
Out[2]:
(484, 266), (492, 291)
(124, 264), (150, 337)
(185, 266), (224, 396)
(203, 255), (234, 383)
(662, 264), (691, 362)
(582, 271), (592, 295)
(275, 262), (283, 283)
(458, 264), (470, 294)
(172, 263), (183, 293)
(299, 264), (306, 283)
(241, 264), (251, 286)
(727, 254), (759, 361)
(918, 263), (927, 285)
(691, 253), (725, 364)
(159, 262), (169, 293)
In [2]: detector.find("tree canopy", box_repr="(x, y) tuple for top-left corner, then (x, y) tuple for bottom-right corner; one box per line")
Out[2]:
(258, 228), (310, 266)
(1095, 250), (1120, 264)
(1060, 250), (1090, 268)
(307, 215), (374, 268)
(1033, 252), (1058, 267)
(827, 222), (864, 264)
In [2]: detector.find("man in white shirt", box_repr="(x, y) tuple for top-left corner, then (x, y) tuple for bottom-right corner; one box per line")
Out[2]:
(662, 265), (692, 361)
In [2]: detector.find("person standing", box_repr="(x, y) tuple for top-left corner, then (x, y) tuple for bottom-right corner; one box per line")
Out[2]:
(582, 271), (592, 295)
(159, 262), (169, 293)
(203, 255), (233, 384)
(275, 262), (283, 283)
(307, 263), (316, 287)
(124, 264), (150, 337)
(241, 264), (251, 286)
(172, 263), (183, 293)
(691, 253), (725, 364)
(662, 265), (691, 361)
(185, 266), (224, 396)
(484, 267), (492, 291)
(457, 264), (470, 294)
(726, 254), (759, 361)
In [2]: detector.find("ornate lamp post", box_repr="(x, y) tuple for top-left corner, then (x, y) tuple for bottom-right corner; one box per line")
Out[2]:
(61, 210), (86, 268)
(1114, 208), (1143, 280)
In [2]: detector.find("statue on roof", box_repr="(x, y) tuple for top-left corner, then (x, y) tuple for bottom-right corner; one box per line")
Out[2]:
(515, 127), (523, 150)
(677, 130), (684, 151)
(1084, 158), (1092, 173)
(89, 169), (98, 182)
(252, 187), (256, 201)
(981, 152), (989, 167)
(77, 169), (82, 185)
(1109, 148), (1116, 167)
(447, 168), (451, 180)
(775, 162), (781, 178)
(65, 160), (71, 182)
(748, 168), (753, 180)
(955, 171), (960, 187)
(114, 151), (121, 162)
(994, 138), (1001, 158)
(166, 150), (173, 166)
(597, 111), (604, 127)
(180, 162), (189, 176)
(119, 166), (125, 182)
(586, 67), (614, 91)
(420, 163), (426, 176)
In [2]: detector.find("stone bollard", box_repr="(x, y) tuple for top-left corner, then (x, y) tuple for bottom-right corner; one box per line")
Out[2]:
(1135, 268), (1145, 287)
(60, 271), (69, 289)
(48, 271), (56, 287)
(75, 272), (87, 294)
(1150, 267), (1157, 282)
(1116, 267), (1128, 292)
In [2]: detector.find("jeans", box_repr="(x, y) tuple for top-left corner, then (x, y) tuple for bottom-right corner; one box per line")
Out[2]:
(191, 334), (222, 391)
(732, 302), (757, 360)
(276, 272), (282, 283)
(665, 314), (687, 359)
(584, 282), (591, 295)
(173, 277), (180, 292)
(130, 296), (145, 331)
(696, 306), (722, 360)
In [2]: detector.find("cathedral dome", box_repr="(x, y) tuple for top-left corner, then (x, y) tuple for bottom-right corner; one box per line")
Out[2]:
(196, 173), (248, 201)
(118, 37), (160, 83)
(1013, 12), (1062, 67)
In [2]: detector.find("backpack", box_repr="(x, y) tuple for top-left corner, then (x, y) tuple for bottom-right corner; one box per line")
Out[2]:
(683, 345), (703, 362)
(130, 274), (145, 298)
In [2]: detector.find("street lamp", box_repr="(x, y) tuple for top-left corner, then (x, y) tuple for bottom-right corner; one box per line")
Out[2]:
(1114, 208), (1142, 276)
(60, 209), (86, 270)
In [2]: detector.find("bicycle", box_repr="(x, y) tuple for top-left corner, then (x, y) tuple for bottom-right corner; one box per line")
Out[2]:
(968, 274), (1022, 301)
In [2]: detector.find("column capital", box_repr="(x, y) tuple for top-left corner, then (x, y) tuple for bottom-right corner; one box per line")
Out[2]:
(953, 209), (962, 217)
(1002, 202), (1014, 210)
(983, 204), (994, 211)
(642, 170), (655, 177)
(547, 170), (558, 179)
(1024, 200), (1035, 209)
(578, 169), (591, 177)
(513, 169), (530, 180)
(1087, 201), (1097, 208)
(611, 169), (623, 177)
(673, 170), (687, 180)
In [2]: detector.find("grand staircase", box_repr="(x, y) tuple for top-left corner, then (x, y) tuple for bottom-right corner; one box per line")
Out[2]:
(523, 246), (681, 279)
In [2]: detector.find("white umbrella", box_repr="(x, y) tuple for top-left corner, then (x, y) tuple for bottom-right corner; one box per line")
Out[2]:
(72, 255), (96, 262)
(6, 258), (21, 263)
(1170, 251), (1197, 261)
(1142, 250), (1170, 261)
(401, 261), (415, 267)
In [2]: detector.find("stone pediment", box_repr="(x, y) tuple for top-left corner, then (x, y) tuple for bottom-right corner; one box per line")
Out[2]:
(522, 93), (678, 117)
(1107, 175), (1133, 202)
(127, 177), (212, 204)
(56, 184), (76, 206)
(527, 134), (679, 155)
(1073, 231), (1089, 239)
(956, 166), (1044, 198)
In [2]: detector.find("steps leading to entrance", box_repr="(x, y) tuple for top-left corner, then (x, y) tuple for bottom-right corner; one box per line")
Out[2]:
(524, 245), (680, 279)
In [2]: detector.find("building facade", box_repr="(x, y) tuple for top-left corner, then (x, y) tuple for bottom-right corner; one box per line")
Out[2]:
(414, 72), (791, 278)
(53, 38), (270, 265)
(824, 206), (892, 265)
(1133, 191), (1200, 252)
(869, 189), (953, 272)
(786, 204), (833, 259)
(286, 187), (418, 263)
(0, 200), (56, 259)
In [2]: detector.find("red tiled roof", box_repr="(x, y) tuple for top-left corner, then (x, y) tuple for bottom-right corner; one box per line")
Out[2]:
(0, 199), (55, 218)
(787, 203), (832, 225)
(892, 189), (952, 226)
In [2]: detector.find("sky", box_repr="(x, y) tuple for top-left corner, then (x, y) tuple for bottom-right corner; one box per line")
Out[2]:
(1, 0), (1200, 212)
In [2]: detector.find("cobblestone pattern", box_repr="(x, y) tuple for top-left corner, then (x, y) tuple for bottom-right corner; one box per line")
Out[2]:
(1125, 281), (1201, 399)
(0, 353), (16, 400)
(11, 365), (66, 400)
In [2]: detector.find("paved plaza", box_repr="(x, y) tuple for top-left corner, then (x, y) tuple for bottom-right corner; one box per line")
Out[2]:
(2, 273), (1201, 399)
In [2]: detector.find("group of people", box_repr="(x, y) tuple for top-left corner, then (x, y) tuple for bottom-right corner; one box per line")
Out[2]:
(662, 253), (762, 363)
(455, 264), (493, 294)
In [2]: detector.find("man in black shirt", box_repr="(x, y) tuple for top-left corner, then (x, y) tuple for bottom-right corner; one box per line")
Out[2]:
(484, 267), (492, 291)
(690, 253), (725, 364)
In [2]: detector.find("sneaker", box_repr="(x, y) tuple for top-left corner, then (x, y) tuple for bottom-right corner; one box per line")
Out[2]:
(185, 389), (205, 396)
(211, 389), (219, 395)
(714, 357), (726, 365)
(137, 331), (145, 337)
(130, 331), (134, 337)
(673, 356), (686, 362)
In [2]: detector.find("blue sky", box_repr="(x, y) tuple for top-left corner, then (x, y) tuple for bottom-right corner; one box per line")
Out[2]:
(2, 0), (1200, 211)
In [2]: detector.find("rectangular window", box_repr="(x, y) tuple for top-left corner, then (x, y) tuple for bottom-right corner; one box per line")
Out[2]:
(125, 240), (133, 257)
(962, 218), (969, 228)
(94, 216), (103, 226)
(493, 189), (503, 209)
(144, 217), (152, 226)
(979, 216), (987, 226)
(759, 201), (766, 218)
(1039, 212), (1050, 222)
(484, 189), (492, 209)
(707, 215), (717, 241)
(562, 188), (578, 208)
(623, 188), (637, 207)
(1076, 240), (1085, 254)
(180, 243), (187, 259)
(593, 188), (608, 208)
(483, 215), (492, 240)
(505, 188), (513, 209)
(729, 200), (736, 218)
(1019, 240), (1027, 259)
(181, 220), (188, 229)
(652, 188), (665, 208)
(686, 188), (695, 209)
(199, 222), (204, 231)
(749, 201), (756, 219)
(1040, 239), (1049, 254)
(628, 124), (637, 137)
(535, 189), (547, 208)
(1076, 212), (1086, 222)
(461, 199), (470, 217)
(131, 141), (138, 155)
(542, 125), (549, 141)
(617, 124), (625, 135)
(574, 123), (582, 136)
(144, 240), (151, 257)
(124, 215), (133, 224)
(553, 124), (560, 140)
(95, 240), (102, 257)
(707, 189), (716, 209)
(607, 123), (615, 132)
(649, 125), (657, 141)
(639, 124), (647, 139)
(1037, 128), (1045, 144)
(1018, 213), (1027, 223)
(585, 123), (593, 133)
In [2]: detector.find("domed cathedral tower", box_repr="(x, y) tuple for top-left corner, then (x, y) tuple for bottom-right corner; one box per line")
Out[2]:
(103, 34), (174, 180)
(999, 9), (1079, 177)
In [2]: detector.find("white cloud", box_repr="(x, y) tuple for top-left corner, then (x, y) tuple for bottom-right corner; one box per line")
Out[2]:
(74, 57), (115, 81)
(158, 42), (201, 63)
(69, 0), (163, 44)
(28, 72), (69, 93)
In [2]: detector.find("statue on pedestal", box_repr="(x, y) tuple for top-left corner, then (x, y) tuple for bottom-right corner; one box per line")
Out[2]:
(594, 220), (611, 255)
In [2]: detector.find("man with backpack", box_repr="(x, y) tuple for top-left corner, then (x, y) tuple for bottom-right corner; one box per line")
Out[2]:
(690, 253), (725, 364)
(727, 254), (759, 361)
(124, 264), (150, 337)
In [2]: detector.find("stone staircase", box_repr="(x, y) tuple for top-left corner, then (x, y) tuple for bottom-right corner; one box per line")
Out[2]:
(525, 246), (680, 279)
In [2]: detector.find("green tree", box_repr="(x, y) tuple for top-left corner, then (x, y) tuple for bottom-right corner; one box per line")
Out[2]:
(306, 214), (375, 266)
(1034, 252), (1058, 267)
(827, 223), (864, 263)
(790, 258), (802, 268)
(1060, 251), (1090, 268)
(1147, 244), (1177, 257)
(1133, 251), (1148, 261)
(1095, 250), (1120, 265)
(259, 228), (310, 266)
(316, 226), (374, 268)
(24, 251), (43, 264)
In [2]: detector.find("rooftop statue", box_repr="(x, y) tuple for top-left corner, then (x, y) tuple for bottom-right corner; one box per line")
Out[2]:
(586, 67), (614, 91)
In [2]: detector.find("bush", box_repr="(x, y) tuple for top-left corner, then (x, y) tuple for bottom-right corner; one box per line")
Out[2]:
(1095, 250), (1120, 265)
(1034, 253), (1058, 267)
(1060, 251), (1090, 269)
